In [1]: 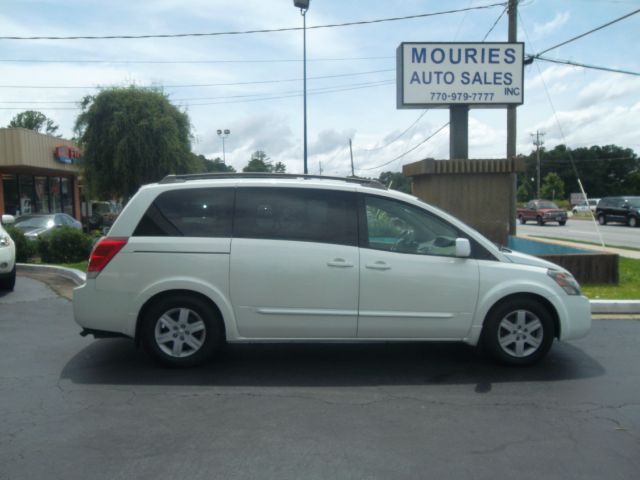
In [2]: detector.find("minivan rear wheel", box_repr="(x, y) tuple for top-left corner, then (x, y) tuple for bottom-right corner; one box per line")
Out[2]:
(141, 294), (223, 367)
(482, 298), (554, 366)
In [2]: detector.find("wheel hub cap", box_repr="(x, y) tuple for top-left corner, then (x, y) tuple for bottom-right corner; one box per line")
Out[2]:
(497, 310), (543, 358)
(154, 308), (206, 358)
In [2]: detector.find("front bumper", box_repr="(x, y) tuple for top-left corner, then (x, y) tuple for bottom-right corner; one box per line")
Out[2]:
(557, 294), (592, 341)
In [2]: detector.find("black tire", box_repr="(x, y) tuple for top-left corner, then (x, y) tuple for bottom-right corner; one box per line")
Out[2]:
(141, 294), (223, 367)
(629, 216), (638, 228)
(518, 216), (526, 225)
(536, 216), (544, 226)
(481, 297), (555, 366)
(0, 264), (16, 291)
(598, 214), (607, 225)
(558, 220), (566, 226)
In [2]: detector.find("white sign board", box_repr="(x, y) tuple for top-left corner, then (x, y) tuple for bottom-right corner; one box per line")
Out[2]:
(397, 42), (524, 108)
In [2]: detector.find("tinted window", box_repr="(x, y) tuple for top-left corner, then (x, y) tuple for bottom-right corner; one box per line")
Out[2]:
(234, 187), (357, 246)
(364, 195), (460, 256)
(134, 188), (234, 237)
(363, 195), (496, 260)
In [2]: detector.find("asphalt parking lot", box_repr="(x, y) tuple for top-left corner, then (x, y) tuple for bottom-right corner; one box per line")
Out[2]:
(1, 276), (639, 480)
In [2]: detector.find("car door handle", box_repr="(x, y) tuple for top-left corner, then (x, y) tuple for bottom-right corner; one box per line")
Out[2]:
(327, 258), (354, 268)
(365, 261), (391, 271)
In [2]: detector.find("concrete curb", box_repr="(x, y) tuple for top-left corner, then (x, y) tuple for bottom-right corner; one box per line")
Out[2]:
(17, 263), (86, 285)
(590, 300), (640, 315)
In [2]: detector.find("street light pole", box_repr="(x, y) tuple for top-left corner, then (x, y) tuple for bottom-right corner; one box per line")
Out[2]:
(294, 0), (310, 174)
(216, 129), (230, 163)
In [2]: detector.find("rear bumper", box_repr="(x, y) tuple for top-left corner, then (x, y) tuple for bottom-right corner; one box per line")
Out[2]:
(73, 280), (136, 338)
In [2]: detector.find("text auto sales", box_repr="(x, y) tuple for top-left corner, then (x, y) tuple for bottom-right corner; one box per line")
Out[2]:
(409, 47), (517, 86)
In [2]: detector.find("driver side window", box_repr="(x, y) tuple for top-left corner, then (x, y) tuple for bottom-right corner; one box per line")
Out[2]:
(363, 195), (460, 257)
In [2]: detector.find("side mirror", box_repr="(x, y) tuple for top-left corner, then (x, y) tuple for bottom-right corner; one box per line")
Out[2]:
(1, 214), (15, 225)
(455, 238), (471, 258)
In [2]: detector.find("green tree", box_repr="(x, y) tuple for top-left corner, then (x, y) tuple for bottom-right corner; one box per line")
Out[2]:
(75, 86), (194, 199)
(517, 181), (533, 202)
(378, 171), (411, 194)
(192, 154), (235, 173)
(8, 110), (59, 136)
(540, 172), (565, 201)
(518, 144), (638, 198)
(242, 151), (286, 173)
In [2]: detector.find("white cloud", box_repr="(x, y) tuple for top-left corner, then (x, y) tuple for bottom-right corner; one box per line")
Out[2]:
(533, 12), (570, 38)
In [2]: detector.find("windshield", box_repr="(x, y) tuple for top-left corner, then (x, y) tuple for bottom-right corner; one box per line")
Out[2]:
(537, 201), (559, 209)
(15, 216), (54, 228)
(628, 198), (640, 208)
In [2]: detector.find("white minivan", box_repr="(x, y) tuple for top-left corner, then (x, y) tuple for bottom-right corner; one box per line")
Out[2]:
(73, 174), (591, 367)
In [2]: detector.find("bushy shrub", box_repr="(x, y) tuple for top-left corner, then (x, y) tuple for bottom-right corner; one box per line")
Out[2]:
(4, 225), (37, 263)
(37, 227), (93, 263)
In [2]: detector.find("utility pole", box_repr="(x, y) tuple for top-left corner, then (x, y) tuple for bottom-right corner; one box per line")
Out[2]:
(319, 161), (323, 176)
(507, 0), (517, 235)
(507, 0), (517, 160)
(531, 130), (545, 198)
(349, 138), (355, 177)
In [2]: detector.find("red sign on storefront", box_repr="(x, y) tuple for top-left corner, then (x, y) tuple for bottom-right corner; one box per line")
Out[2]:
(54, 145), (82, 164)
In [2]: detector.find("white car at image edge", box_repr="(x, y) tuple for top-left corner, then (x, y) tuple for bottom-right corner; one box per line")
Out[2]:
(0, 215), (17, 291)
(73, 174), (592, 367)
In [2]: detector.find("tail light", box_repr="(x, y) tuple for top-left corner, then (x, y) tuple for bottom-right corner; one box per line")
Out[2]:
(87, 237), (128, 279)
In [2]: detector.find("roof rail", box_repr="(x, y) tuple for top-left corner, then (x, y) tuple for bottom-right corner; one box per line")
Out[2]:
(159, 172), (386, 189)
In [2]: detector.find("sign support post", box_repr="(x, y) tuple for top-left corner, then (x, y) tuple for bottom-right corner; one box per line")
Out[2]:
(449, 105), (469, 160)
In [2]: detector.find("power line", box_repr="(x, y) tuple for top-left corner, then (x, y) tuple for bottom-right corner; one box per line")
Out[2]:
(0, 55), (394, 65)
(519, 10), (606, 246)
(482, 5), (508, 41)
(532, 55), (640, 77)
(535, 7), (640, 56)
(359, 110), (429, 153)
(0, 79), (396, 110)
(0, 79), (395, 105)
(357, 123), (450, 172)
(0, 68), (394, 90)
(0, 3), (507, 41)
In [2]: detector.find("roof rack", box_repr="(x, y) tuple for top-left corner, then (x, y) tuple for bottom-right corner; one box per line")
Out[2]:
(159, 172), (386, 189)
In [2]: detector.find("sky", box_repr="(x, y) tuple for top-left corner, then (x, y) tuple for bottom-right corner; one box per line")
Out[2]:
(1, 0), (639, 177)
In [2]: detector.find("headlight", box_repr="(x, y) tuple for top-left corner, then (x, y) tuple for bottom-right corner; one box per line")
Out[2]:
(0, 234), (10, 248)
(548, 269), (581, 295)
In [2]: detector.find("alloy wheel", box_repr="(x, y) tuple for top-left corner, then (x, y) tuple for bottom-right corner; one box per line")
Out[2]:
(154, 307), (207, 358)
(497, 309), (544, 358)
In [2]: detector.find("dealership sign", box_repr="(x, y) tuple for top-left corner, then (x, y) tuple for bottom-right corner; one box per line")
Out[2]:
(396, 42), (524, 108)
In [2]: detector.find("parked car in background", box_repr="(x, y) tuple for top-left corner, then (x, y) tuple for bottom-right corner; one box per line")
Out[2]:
(13, 213), (82, 240)
(82, 201), (120, 232)
(572, 198), (600, 214)
(74, 173), (591, 368)
(596, 196), (640, 227)
(0, 214), (17, 291)
(517, 200), (568, 225)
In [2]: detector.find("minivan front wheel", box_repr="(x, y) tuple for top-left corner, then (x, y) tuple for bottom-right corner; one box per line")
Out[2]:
(482, 298), (554, 366)
(141, 294), (223, 367)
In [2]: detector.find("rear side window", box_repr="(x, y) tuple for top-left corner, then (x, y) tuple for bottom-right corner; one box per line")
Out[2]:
(234, 187), (357, 246)
(133, 187), (234, 237)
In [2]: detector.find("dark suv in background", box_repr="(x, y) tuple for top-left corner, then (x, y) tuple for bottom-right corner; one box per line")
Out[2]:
(596, 196), (640, 227)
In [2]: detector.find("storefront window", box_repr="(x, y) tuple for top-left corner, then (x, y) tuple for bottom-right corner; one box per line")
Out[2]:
(49, 177), (61, 213)
(18, 175), (35, 216)
(34, 176), (50, 213)
(61, 177), (73, 215)
(2, 174), (19, 216)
